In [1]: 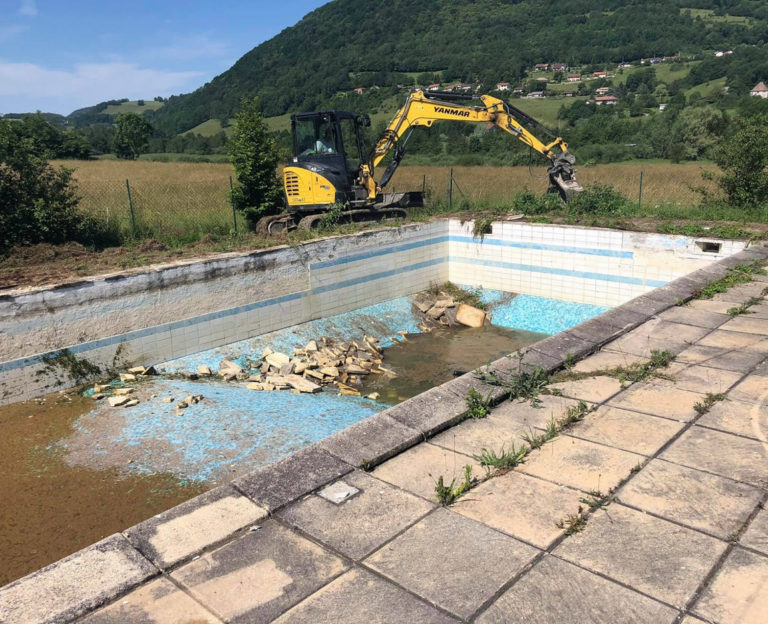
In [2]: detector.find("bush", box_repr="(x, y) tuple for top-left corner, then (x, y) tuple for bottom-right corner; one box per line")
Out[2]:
(510, 189), (561, 215)
(711, 113), (768, 208)
(566, 184), (631, 216)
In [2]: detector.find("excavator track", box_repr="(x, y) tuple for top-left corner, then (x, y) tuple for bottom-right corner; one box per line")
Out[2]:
(297, 206), (409, 231)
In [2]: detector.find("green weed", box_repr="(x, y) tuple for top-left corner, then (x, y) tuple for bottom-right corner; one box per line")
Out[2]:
(727, 296), (763, 317)
(466, 388), (492, 419)
(693, 392), (727, 415)
(696, 263), (766, 299)
(556, 510), (587, 535)
(434, 464), (475, 506)
(473, 444), (529, 471)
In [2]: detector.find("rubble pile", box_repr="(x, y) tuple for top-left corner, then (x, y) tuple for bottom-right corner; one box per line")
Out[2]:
(89, 365), (159, 408)
(412, 290), (490, 329)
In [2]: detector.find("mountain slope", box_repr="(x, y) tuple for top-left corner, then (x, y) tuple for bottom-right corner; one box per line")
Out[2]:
(151, 0), (768, 134)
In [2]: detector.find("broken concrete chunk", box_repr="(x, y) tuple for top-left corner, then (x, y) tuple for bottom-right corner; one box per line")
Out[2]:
(119, 373), (137, 382)
(305, 340), (318, 352)
(455, 303), (487, 328)
(319, 366), (340, 378)
(345, 364), (370, 375)
(218, 359), (243, 376)
(113, 388), (134, 396)
(265, 352), (291, 369)
(108, 396), (129, 407)
(305, 368), (325, 381)
(197, 365), (212, 376)
(93, 384), (110, 393)
(161, 397), (174, 403)
(124, 399), (139, 407)
(366, 392), (380, 400)
(279, 363), (295, 376)
(127, 366), (145, 375)
(435, 297), (455, 308)
(91, 393), (105, 401)
(293, 361), (307, 374)
(426, 305), (446, 320)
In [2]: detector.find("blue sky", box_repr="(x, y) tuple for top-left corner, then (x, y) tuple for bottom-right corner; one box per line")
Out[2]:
(0, 0), (328, 115)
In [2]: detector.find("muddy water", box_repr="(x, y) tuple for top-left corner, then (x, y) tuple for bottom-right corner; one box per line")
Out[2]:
(0, 393), (206, 586)
(358, 324), (547, 403)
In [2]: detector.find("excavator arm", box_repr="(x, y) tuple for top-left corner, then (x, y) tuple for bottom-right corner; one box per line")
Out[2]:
(360, 89), (582, 201)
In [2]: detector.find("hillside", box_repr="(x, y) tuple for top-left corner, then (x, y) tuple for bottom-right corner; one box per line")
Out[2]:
(151, 0), (768, 134)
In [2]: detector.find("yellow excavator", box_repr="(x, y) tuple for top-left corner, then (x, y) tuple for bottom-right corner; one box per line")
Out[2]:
(258, 89), (582, 233)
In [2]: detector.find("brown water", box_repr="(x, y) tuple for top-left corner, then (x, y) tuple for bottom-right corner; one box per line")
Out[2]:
(0, 392), (206, 586)
(358, 324), (547, 403)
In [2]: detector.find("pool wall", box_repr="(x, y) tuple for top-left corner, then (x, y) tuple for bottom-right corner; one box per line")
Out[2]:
(0, 220), (745, 405)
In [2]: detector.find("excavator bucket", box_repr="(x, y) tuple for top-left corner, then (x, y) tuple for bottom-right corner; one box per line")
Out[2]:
(547, 152), (583, 202)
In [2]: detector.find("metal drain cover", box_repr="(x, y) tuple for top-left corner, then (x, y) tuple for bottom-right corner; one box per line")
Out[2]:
(317, 480), (360, 504)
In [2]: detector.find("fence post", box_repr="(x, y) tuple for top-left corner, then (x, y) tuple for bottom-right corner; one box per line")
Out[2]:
(638, 170), (644, 208)
(449, 168), (454, 210)
(229, 176), (238, 235)
(422, 174), (426, 195)
(125, 179), (137, 238)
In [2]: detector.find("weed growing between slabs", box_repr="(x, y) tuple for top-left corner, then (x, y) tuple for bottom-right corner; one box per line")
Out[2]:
(694, 263), (766, 299)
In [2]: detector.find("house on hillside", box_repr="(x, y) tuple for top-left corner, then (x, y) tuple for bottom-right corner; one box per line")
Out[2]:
(534, 63), (550, 71)
(751, 82), (768, 98)
(353, 87), (365, 95)
(526, 91), (545, 99)
(567, 74), (582, 82)
(618, 63), (633, 69)
(593, 71), (608, 79)
(592, 96), (618, 105)
(512, 86), (525, 94)
(457, 83), (473, 92)
(552, 63), (568, 72)
(427, 83), (441, 91)
(496, 82), (511, 91)
(595, 86), (612, 95)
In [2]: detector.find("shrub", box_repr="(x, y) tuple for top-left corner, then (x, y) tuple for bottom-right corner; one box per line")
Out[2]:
(566, 184), (631, 216)
(510, 189), (561, 215)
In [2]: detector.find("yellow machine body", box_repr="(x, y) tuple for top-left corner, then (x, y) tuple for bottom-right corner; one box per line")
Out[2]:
(283, 166), (337, 208)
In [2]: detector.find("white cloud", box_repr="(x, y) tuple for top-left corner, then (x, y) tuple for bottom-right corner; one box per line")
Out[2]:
(18, 0), (37, 17)
(0, 60), (202, 114)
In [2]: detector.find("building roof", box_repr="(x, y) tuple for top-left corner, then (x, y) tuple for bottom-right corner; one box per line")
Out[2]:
(752, 82), (768, 92)
(594, 96), (618, 102)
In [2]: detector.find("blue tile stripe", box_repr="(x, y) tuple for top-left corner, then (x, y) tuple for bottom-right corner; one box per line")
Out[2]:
(313, 257), (446, 295)
(454, 257), (668, 287)
(450, 235), (633, 258)
(311, 236), (450, 269)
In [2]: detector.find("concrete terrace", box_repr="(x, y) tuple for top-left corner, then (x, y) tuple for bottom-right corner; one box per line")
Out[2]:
(2, 246), (768, 623)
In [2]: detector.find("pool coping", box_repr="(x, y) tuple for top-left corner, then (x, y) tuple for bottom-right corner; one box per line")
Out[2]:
(2, 244), (767, 623)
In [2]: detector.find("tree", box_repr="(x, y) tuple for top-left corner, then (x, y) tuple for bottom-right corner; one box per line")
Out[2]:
(227, 97), (283, 228)
(711, 113), (768, 208)
(112, 113), (153, 160)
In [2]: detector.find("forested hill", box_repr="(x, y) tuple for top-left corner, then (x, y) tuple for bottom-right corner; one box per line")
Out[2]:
(150, 0), (768, 134)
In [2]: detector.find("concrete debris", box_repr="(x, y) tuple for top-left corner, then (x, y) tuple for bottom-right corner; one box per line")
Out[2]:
(455, 303), (489, 328)
(113, 388), (134, 396)
(413, 288), (490, 329)
(366, 392), (380, 400)
(108, 396), (129, 407)
(93, 384), (110, 393)
(218, 359), (243, 379)
(91, 393), (105, 401)
(127, 366), (145, 375)
(161, 397), (174, 403)
(124, 399), (140, 407)
(197, 365), (212, 376)
(119, 373), (137, 382)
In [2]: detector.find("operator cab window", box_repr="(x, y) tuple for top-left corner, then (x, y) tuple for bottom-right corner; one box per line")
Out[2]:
(340, 117), (362, 174)
(295, 116), (337, 157)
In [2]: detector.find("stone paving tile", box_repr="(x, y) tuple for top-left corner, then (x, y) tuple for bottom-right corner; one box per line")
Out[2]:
(693, 547), (768, 624)
(568, 406), (684, 456)
(745, 303), (768, 318)
(619, 459), (763, 539)
(679, 616), (707, 623)
(570, 350), (649, 374)
(606, 382), (704, 421)
(660, 363), (743, 395)
(125, 486), (267, 569)
(660, 426), (768, 488)
(170, 521), (347, 624)
(675, 344), (766, 372)
(546, 375), (623, 403)
(365, 508), (538, 620)
(278, 471), (434, 560)
(658, 305), (731, 329)
(742, 505), (768, 556)
(454, 470), (584, 549)
(78, 577), (222, 624)
(719, 316), (768, 336)
(602, 320), (710, 358)
(688, 299), (740, 315)
(0, 534), (156, 624)
(727, 374), (768, 403)
(519, 435), (644, 493)
(554, 503), (727, 608)
(272, 568), (459, 624)
(712, 282), (768, 302)
(371, 442), (481, 501)
(698, 329), (766, 350)
(475, 554), (678, 624)
(697, 397), (768, 440)
(430, 396), (578, 458)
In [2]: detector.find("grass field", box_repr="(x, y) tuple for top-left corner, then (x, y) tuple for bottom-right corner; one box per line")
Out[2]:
(102, 100), (164, 115)
(182, 118), (234, 137)
(682, 8), (753, 25)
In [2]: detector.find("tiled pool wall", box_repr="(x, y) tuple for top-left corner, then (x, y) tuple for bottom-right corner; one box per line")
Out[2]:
(0, 221), (745, 405)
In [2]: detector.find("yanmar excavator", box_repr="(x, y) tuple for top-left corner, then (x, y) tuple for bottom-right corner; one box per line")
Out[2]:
(258, 89), (582, 233)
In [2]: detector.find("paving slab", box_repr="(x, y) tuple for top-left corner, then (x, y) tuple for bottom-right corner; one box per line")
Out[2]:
(170, 521), (347, 624)
(741, 504), (768, 556)
(688, 299), (738, 315)
(278, 471), (434, 560)
(660, 426), (768, 488)
(727, 374), (768, 403)
(712, 282), (768, 302)
(719, 316), (768, 336)
(546, 375), (623, 403)
(658, 305), (731, 329)
(454, 470), (584, 548)
(568, 405), (684, 456)
(475, 554), (678, 624)
(365, 508), (538, 620)
(619, 459), (763, 539)
(272, 567), (459, 624)
(382, 384), (469, 437)
(606, 382), (704, 421)
(78, 577), (222, 624)
(675, 344), (766, 372)
(661, 363), (743, 394)
(570, 350), (649, 374)
(233, 445), (352, 512)
(531, 332), (596, 362)
(125, 485), (267, 569)
(602, 320), (709, 357)
(697, 397), (768, 440)
(698, 329), (766, 350)
(693, 547), (768, 624)
(430, 395), (578, 458)
(519, 435), (644, 493)
(0, 534), (156, 624)
(371, 442), (481, 500)
(745, 303), (768, 318)
(554, 503), (727, 608)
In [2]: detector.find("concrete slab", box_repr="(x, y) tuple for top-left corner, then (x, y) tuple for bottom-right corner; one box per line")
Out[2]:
(454, 470), (584, 548)
(660, 426), (768, 488)
(720, 316), (768, 336)
(519, 435), (644, 493)
(365, 508), (538, 620)
(688, 299), (741, 314)
(619, 459), (763, 539)
(319, 412), (422, 469)
(727, 374), (768, 403)
(125, 486), (267, 569)
(603, 320), (709, 358)
(697, 397), (768, 440)
(693, 547), (768, 624)
(0, 534), (156, 624)
(170, 521), (347, 624)
(278, 471), (434, 560)
(78, 577), (222, 623)
(476, 554), (678, 624)
(372, 442), (481, 500)
(382, 384), (469, 437)
(607, 383), (704, 421)
(569, 406), (684, 456)
(233, 445), (352, 512)
(531, 332), (596, 363)
(430, 395), (579, 458)
(272, 568), (459, 623)
(658, 305), (730, 329)
(554, 503), (727, 608)
(699, 329), (765, 350)
(570, 350), (649, 374)
(661, 363), (743, 394)
(712, 282), (768, 302)
(596, 306), (651, 334)
(741, 505), (768, 556)
(547, 375), (623, 403)
(675, 345), (766, 373)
